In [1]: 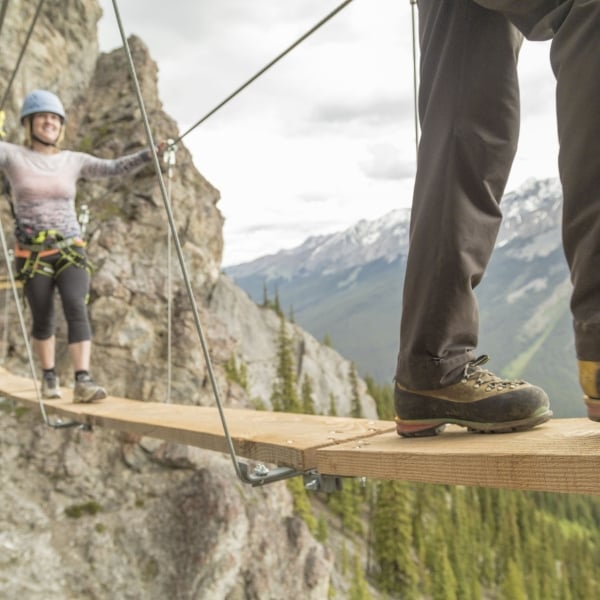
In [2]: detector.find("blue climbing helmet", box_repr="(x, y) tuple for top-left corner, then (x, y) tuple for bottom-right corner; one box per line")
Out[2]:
(20, 90), (65, 124)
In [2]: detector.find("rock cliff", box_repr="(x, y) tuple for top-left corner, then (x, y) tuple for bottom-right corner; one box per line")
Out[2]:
(0, 1), (378, 597)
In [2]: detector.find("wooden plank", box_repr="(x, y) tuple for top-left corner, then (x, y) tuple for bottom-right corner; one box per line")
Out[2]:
(316, 420), (600, 496)
(4, 366), (600, 495)
(0, 367), (394, 471)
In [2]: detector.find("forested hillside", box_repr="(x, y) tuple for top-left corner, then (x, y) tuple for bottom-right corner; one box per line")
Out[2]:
(268, 310), (600, 599)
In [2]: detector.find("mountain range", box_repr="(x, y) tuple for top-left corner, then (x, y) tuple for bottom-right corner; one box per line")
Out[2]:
(227, 178), (585, 418)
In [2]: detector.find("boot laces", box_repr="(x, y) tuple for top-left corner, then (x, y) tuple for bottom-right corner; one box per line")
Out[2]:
(462, 355), (524, 392)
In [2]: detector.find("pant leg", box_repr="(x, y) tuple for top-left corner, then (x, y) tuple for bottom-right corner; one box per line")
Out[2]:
(21, 269), (57, 340)
(54, 253), (92, 344)
(477, 0), (600, 360)
(548, 1), (600, 361)
(396, 0), (523, 390)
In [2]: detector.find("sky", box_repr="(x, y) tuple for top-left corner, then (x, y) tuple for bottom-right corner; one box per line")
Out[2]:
(97, 0), (559, 267)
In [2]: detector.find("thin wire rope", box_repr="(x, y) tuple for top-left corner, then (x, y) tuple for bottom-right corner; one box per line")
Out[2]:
(410, 0), (420, 160)
(0, 0), (45, 111)
(1, 251), (11, 364)
(0, 0), (10, 39)
(0, 214), (49, 424)
(111, 0), (246, 481)
(164, 145), (176, 404)
(170, 0), (355, 147)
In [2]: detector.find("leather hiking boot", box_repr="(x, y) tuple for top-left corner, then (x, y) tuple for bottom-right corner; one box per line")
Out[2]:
(395, 355), (552, 437)
(41, 372), (61, 399)
(73, 374), (107, 403)
(578, 360), (600, 422)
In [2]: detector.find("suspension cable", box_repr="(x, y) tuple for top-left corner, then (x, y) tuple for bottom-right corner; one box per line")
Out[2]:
(110, 0), (235, 475)
(0, 0), (45, 112)
(0, 0), (9, 40)
(170, 0), (355, 147)
(163, 140), (177, 403)
(409, 0), (419, 160)
(112, 0), (300, 487)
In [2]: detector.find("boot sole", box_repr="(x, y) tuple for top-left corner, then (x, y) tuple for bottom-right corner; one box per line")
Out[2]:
(585, 395), (600, 422)
(73, 387), (107, 404)
(396, 408), (553, 438)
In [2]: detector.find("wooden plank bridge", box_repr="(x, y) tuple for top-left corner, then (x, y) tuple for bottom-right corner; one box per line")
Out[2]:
(1, 366), (599, 496)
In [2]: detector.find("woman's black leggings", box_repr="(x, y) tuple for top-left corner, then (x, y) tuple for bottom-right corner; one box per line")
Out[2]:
(16, 249), (92, 343)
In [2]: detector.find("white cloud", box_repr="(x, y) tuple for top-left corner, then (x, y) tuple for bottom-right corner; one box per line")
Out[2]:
(98, 1), (559, 266)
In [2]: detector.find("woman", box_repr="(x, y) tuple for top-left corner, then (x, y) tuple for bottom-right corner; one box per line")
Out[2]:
(0, 89), (158, 402)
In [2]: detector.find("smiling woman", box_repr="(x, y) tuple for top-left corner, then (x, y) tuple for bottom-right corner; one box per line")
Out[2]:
(0, 89), (160, 403)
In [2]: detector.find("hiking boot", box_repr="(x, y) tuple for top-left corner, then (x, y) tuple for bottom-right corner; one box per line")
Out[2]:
(578, 360), (600, 422)
(73, 374), (107, 403)
(395, 355), (552, 437)
(41, 372), (61, 399)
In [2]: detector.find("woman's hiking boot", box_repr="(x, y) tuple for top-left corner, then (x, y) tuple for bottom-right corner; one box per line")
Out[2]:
(395, 355), (552, 437)
(41, 371), (61, 399)
(73, 373), (107, 403)
(578, 360), (600, 422)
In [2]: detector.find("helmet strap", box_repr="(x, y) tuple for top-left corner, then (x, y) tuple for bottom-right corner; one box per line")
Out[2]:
(31, 133), (57, 147)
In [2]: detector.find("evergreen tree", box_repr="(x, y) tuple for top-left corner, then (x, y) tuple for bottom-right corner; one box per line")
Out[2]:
(364, 375), (394, 420)
(323, 332), (332, 347)
(500, 559), (528, 600)
(327, 479), (364, 535)
(431, 541), (458, 600)
(371, 481), (419, 598)
(349, 362), (363, 418)
(270, 316), (301, 412)
(301, 374), (316, 415)
(286, 475), (317, 533)
(328, 393), (338, 416)
(348, 555), (372, 600)
(273, 285), (282, 317)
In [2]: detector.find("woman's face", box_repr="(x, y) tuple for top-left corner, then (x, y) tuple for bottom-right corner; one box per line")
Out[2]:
(32, 112), (62, 145)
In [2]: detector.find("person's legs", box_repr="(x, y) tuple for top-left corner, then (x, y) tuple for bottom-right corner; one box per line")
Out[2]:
(397, 0), (523, 389)
(543, 0), (600, 418)
(18, 259), (61, 398)
(55, 252), (106, 403)
(394, 0), (552, 436)
(478, 0), (600, 417)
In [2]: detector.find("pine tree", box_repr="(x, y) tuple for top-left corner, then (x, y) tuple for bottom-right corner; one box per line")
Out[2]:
(364, 375), (394, 420)
(328, 393), (338, 416)
(301, 374), (316, 414)
(348, 555), (372, 600)
(431, 541), (458, 600)
(500, 559), (527, 600)
(270, 316), (301, 412)
(349, 362), (363, 418)
(286, 475), (317, 533)
(327, 479), (364, 535)
(273, 285), (282, 317)
(371, 481), (419, 598)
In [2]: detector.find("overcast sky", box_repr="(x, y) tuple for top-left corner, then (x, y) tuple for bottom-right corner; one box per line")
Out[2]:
(97, 0), (559, 266)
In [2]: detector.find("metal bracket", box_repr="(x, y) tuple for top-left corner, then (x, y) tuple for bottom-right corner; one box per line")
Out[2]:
(237, 461), (301, 486)
(236, 462), (343, 492)
(49, 417), (91, 431)
(304, 470), (343, 493)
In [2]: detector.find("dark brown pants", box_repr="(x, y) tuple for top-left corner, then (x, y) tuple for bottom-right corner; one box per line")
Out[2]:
(396, 0), (600, 389)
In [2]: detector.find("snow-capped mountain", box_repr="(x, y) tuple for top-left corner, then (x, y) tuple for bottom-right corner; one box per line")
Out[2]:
(227, 178), (582, 418)
(227, 178), (563, 280)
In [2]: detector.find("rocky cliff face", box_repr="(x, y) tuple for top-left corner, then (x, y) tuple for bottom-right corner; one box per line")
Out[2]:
(0, 1), (377, 597)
